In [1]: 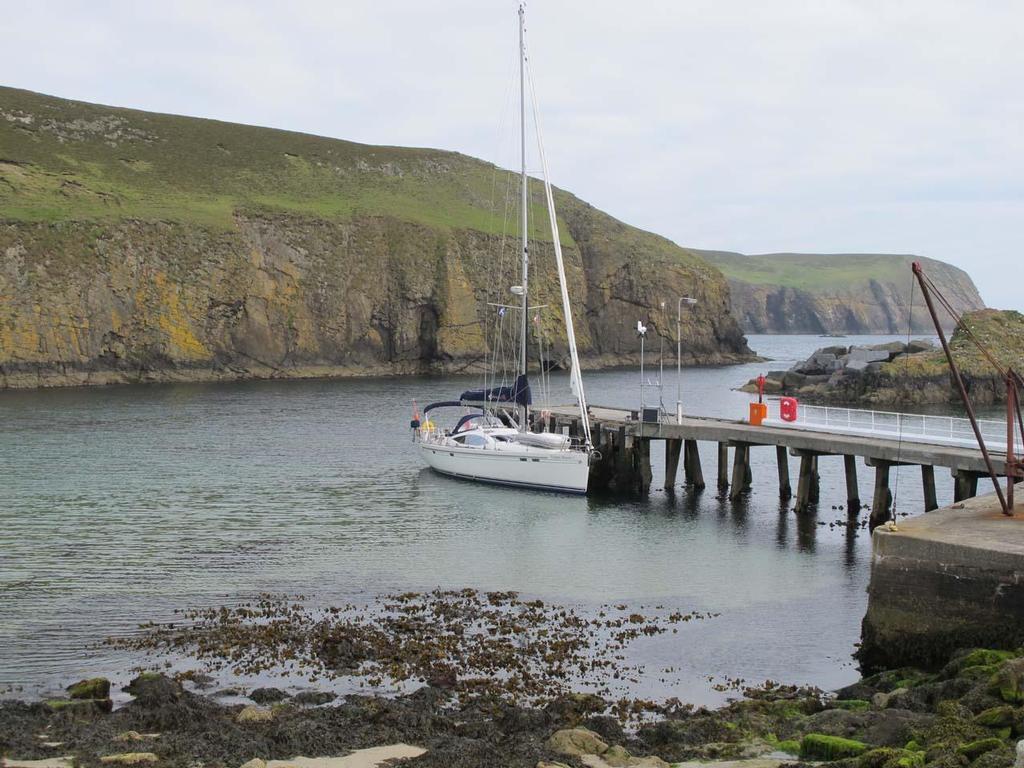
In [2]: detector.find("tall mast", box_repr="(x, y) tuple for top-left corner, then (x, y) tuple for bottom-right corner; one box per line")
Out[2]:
(517, 2), (529, 431)
(524, 19), (593, 450)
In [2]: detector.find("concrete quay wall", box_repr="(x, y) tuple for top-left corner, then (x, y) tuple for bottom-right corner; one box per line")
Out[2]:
(859, 485), (1024, 672)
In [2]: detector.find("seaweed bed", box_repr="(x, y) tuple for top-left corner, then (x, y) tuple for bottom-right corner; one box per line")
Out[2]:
(2, 592), (1023, 768)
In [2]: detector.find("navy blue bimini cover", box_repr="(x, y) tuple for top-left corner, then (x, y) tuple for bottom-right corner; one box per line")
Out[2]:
(460, 374), (531, 407)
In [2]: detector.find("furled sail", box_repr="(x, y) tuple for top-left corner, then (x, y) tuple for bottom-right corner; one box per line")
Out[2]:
(460, 374), (532, 407)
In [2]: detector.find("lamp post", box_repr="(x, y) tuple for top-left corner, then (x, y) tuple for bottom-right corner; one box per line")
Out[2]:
(637, 319), (648, 413)
(676, 296), (698, 424)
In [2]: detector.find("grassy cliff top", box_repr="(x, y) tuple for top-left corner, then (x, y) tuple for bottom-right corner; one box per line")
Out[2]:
(698, 249), (972, 294)
(0, 86), (704, 275)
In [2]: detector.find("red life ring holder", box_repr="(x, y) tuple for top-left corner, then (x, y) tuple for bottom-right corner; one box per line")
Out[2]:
(780, 397), (798, 422)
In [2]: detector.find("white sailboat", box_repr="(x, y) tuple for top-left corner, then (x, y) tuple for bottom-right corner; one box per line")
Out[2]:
(411, 3), (594, 494)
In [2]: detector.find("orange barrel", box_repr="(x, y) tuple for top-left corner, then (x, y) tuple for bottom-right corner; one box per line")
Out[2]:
(780, 397), (798, 422)
(749, 402), (768, 426)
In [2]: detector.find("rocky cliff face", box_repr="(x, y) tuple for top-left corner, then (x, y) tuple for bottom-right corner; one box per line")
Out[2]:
(0, 87), (751, 388)
(700, 251), (985, 334)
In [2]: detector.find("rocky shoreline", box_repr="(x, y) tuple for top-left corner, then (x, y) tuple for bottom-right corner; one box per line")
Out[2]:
(4, 647), (1024, 768)
(4, 590), (1024, 768)
(743, 310), (1024, 407)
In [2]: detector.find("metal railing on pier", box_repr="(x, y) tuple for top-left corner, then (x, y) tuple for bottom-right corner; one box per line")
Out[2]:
(765, 400), (1023, 455)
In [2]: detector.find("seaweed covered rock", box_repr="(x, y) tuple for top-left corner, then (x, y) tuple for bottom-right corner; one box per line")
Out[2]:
(67, 678), (111, 700)
(123, 673), (184, 708)
(801, 733), (869, 760)
(993, 660), (1024, 705)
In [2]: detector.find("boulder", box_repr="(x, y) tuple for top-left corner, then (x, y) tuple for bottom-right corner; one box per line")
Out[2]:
(974, 705), (1017, 729)
(846, 359), (870, 373)
(291, 690), (336, 706)
(800, 734), (868, 760)
(98, 755), (158, 765)
(547, 727), (609, 757)
(1015, 739), (1024, 768)
(992, 658), (1024, 704)
(235, 706), (275, 724)
(249, 687), (289, 704)
(802, 374), (831, 385)
(782, 371), (807, 388)
(66, 677), (110, 700)
(124, 673), (184, 708)
(870, 341), (908, 356)
(908, 339), (935, 354)
(849, 347), (891, 364)
(45, 698), (112, 715)
(113, 732), (157, 743)
(239, 760), (267, 768)
(811, 351), (838, 369)
(958, 738), (1004, 760)
(600, 745), (633, 767)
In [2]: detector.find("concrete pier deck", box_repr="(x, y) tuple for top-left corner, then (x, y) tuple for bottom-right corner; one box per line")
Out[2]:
(859, 484), (1024, 671)
(545, 404), (1014, 520)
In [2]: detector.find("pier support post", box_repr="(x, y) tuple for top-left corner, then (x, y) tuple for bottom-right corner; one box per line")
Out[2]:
(871, 461), (892, 528)
(795, 454), (816, 514)
(953, 470), (979, 502)
(636, 437), (653, 495)
(717, 443), (729, 491)
(684, 440), (705, 489)
(776, 446), (792, 500)
(664, 439), (682, 490)
(809, 456), (820, 503)
(729, 443), (751, 500)
(922, 465), (938, 512)
(844, 455), (860, 513)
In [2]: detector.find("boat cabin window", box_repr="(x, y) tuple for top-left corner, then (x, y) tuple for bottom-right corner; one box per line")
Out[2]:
(464, 433), (489, 447)
(451, 435), (467, 444)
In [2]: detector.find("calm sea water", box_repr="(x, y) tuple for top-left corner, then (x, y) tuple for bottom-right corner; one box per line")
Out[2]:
(0, 334), (959, 705)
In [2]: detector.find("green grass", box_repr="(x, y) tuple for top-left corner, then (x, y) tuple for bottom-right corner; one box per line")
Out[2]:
(700, 249), (923, 291)
(0, 85), (584, 246)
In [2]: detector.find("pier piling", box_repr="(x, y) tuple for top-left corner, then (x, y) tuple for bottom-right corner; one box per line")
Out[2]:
(844, 455), (860, 514)
(922, 465), (938, 512)
(871, 461), (893, 528)
(684, 440), (705, 489)
(729, 443), (751, 500)
(717, 443), (729, 490)
(953, 470), (979, 502)
(664, 439), (682, 490)
(776, 446), (792, 500)
(795, 454), (816, 513)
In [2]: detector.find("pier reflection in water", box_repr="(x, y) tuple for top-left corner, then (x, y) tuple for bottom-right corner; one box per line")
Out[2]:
(0, 334), (959, 705)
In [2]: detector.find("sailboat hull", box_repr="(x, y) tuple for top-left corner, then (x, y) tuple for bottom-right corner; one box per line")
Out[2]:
(420, 442), (589, 494)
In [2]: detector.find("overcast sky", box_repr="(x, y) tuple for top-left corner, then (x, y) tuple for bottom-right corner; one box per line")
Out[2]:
(3, 1), (1021, 310)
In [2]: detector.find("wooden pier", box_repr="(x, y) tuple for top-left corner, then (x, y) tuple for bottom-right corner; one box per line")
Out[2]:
(544, 405), (1015, 527)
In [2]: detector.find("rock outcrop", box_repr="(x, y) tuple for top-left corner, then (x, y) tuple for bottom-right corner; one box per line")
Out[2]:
(744, 309), (1023, 406)
(699, 250), (985, 334)
(0, 86), (752, 389)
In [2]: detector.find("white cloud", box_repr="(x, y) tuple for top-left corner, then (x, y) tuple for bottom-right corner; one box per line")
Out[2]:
(2, 0), (1020, 309)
